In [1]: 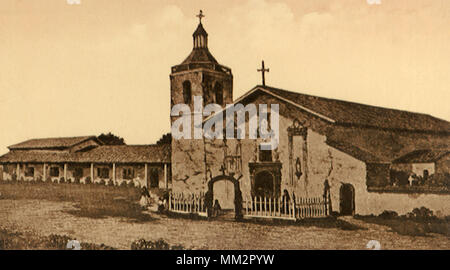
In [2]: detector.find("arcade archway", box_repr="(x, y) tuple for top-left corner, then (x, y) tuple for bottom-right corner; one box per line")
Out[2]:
(205, 175), (243, 220)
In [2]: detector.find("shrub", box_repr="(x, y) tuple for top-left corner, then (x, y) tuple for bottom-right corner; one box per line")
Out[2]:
(84, 177), (92, 184)
(73, 178), (80, 184)
(407, 207), (435, 220)
(0, 228), (117, 250)
(11, 173), (17, 182)
(107, 179), (114, 186)
(378, 210), (398, 219)
(98, 179), (106, 185)
(59, 177), (66, 184)
(426, 222), (450, 236)
(130, 238), (184, 250)
(80, 242), (116, 250)
(46, 234), (72, 249)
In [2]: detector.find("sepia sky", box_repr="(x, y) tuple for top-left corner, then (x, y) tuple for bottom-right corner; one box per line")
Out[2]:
(0, 0), (449, 153)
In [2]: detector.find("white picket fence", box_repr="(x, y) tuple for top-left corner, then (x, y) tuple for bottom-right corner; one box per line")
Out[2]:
(168, 192), (329, 220)
(168, 192), (207, 216)
(243, 196), (329, 220)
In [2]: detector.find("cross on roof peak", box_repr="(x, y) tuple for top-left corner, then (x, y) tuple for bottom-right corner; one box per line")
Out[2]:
(219, 164), (226, 175)
(257, 60), (269, 86)
(196, 10), (205, 23)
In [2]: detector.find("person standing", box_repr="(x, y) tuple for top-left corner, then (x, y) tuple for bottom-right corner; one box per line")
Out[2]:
(140, 186), (151, 209)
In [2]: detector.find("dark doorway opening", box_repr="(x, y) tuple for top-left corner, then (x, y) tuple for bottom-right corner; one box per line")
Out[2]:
(340, 183), (355, 215)
(149, 168), (159, 188)
(254, 171), (274, 197)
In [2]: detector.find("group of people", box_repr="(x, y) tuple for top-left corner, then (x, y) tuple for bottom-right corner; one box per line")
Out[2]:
(139, 186), (167, 212)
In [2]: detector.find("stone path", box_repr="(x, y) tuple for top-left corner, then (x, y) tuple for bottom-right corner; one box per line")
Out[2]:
(1, 199), (449, 250)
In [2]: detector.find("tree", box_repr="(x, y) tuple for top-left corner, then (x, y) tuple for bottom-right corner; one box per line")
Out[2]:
(156, 133), (171, 145)
(98, 132), (126, 145)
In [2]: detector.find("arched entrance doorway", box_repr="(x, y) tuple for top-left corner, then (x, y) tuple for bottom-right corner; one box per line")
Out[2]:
(340, 183), (355, 215)
(205, 175), (243, 220)
(213, 180), (234, 209)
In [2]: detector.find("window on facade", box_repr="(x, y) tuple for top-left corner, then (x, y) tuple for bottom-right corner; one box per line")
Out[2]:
(259, 149), (273, 162)
(25, 167), (34, 177)
(50, 167), (59, 177)
(73, 168), (83, 178)
(255, 110), (272, 138)
(214, 82), (223, 105)
(97, 168), (109, 179)
(182, 81), (192, 104)
(123, 168), (135, 180)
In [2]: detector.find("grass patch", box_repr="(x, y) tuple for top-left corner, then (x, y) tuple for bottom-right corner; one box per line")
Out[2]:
(355, 214), (450, 237)
(296, 216), (364, 231)
(0, 227), (115, 250)
(240, 216), (364, 231)
(0, 181), (154, 222)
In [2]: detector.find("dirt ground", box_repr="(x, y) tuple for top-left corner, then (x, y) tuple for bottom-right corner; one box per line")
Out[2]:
(1, 199), (449, 250)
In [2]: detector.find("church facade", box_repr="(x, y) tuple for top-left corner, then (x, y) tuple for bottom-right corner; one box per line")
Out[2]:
(1, 15), (449, 217)
(170, 18), (450, 216)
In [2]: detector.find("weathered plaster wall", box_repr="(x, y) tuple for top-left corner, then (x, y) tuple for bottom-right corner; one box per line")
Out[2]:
(412, 163), (435, 176)
(170, 68), (233, 195)
(171, 138), (207, 194)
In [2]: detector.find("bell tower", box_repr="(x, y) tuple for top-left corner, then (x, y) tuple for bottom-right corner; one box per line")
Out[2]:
(169, 11), (233, 194)
(170, 10), (233, 126)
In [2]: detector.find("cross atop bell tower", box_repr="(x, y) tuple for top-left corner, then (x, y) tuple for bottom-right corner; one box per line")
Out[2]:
(169, 10), (234, 193)
(170, 10), (233, 122)
(193, 10), (208, 49)
(196, 10), (205, 23)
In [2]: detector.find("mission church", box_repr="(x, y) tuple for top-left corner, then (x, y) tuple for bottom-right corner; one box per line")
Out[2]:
(1, 12), (449, 216)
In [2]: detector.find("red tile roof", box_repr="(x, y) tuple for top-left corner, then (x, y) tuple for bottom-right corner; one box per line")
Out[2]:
(0, 144), (171, 164)
(260, 85), (450, 133)
(8, 136), (98, 150)
(393, 150), (450, 164)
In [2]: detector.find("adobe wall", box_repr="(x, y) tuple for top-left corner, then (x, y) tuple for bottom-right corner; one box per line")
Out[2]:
(171, 138), (207, 194)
